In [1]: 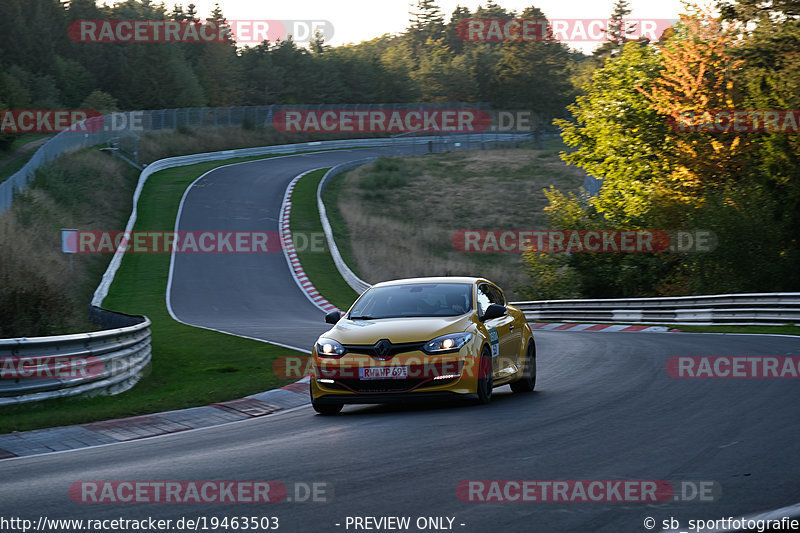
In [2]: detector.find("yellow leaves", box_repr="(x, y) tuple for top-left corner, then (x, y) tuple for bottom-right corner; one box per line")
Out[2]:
(636, 4), (752, 207)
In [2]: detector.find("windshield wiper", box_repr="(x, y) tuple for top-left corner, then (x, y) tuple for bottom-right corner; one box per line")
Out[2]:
(349, 315), (375, 320)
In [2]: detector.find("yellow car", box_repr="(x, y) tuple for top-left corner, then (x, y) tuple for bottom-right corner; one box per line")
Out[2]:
(309, 277), (536, 415)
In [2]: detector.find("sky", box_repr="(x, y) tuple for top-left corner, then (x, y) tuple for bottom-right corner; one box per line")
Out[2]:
(175, 0), (687, 53)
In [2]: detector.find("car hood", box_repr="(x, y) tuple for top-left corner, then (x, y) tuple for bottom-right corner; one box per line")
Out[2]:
(325, 315), (474, 345)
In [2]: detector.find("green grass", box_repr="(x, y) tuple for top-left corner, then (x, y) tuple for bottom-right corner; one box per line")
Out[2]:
(0, 154), (304, 434)
(0, 155), (30, 181)
(0, 134), (53, 181)
(0, 133), (52, 156)
(289, 168), (360, 311)
(665, 324), (800, 336)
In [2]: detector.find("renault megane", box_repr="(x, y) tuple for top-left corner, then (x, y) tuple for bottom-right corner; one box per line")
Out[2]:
(309, 277), (536, 415)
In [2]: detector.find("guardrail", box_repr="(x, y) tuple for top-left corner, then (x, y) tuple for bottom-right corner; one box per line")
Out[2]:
(95, 132), (532, 305)
(0, 102), (504, 214)
(2, 132), (529, 406)
(0, 308), (151, 406)
(317, 159), (376, 295)
(512, 293), (800, 326)
(313, 157), (800, 327)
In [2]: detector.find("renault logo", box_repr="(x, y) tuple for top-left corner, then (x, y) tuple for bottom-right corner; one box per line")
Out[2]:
(374, 339), (392, 359)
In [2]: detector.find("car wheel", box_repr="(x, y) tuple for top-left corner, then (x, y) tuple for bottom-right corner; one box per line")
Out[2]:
(312, 401), (343, 416)
(510, 341), (536, 393)
(476, 345), (493, 405)
(310, 388), (343, 415)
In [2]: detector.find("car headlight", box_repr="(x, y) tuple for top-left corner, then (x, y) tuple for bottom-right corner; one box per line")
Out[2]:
(423, 332), (473, 354)
(315, 337), (345, 358)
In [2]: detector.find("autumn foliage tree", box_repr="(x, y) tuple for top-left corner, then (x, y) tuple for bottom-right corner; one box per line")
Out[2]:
(526, 1), (800, 298)
(637, 5), (749, 209)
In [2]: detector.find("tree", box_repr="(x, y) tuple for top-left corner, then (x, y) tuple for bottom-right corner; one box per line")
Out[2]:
(594, 0), (636, 60)
(491, 8), (578, 118)
(0, 0), (66, 76)
(407, 0), (446, 59)
(79, 90), (119, 114)
(555, 41), (669, 225)
(607, 0), (635, 44)
(412, 38), (472, 101)
(444, 6), (472, 55)
(637, 7), (748, 208)
(193, 4), (242, 106)
(718, 0), (800, 21)
(473, 1), (514, 18)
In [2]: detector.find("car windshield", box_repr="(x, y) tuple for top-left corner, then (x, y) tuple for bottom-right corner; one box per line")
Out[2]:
(348, 283), (473, 319)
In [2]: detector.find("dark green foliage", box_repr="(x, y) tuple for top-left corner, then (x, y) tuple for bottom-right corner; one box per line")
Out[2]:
(0, 0), (582, 115)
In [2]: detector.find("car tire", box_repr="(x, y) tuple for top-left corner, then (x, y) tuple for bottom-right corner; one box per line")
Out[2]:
(312, 401), (343, 416)
(510, 341), (536, 393)
(310, 388), (343, 415)
(475, 345), (493, 405)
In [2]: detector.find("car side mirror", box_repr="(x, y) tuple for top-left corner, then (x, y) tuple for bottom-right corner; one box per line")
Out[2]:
(325, 311), (342, 324)
(482, 303), (506, 321)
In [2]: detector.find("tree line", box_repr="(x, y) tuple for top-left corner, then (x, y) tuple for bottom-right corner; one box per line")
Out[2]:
(0, 0), (615, 150)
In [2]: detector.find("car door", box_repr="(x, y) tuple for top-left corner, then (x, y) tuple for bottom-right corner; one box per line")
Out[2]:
(477, 282), (517, 380)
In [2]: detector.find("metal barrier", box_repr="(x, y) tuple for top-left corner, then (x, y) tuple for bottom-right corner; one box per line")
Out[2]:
(94, 132), (530, 306)
(1, 103), (500, 214)
(0, 308), (151, 406)
(1, 131), (528, 406)
(512, 293), (800, 326)
(317, 159), (376, 295)
(312, 155), (800, 327)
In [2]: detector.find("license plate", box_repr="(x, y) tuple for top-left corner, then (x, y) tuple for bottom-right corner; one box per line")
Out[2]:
(359, 366), (408, 379)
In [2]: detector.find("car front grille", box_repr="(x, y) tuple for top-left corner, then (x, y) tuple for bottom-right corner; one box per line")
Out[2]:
(330, 376), (458, 393)
(341, 340), (427, 360)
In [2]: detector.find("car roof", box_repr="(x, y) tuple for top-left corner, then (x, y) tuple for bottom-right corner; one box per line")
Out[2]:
(370, 276), (491, 288)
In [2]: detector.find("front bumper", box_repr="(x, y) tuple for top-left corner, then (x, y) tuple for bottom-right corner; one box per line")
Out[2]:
(309, 351), (480, 402)
(311, 390), (478, 405)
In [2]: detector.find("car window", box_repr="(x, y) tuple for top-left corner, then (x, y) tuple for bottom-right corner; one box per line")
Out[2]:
(486, 284), (505, 306)
(349, 283), (473, 319)
(477, 283), (505, 317)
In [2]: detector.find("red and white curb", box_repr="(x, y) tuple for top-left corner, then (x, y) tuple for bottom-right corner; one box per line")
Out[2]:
(280, 169), (339, 314)
(0, 377), (312, 460)
(530, 323), (681, 333)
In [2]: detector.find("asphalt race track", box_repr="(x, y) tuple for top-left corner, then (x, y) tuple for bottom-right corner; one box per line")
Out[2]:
(166, 147), (411, 349)
(2, 150), (799, 533)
